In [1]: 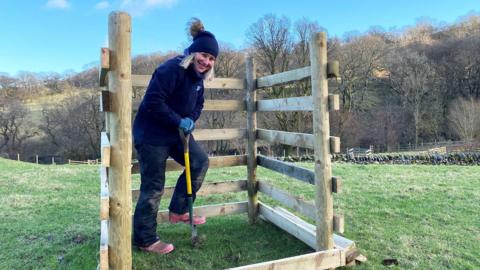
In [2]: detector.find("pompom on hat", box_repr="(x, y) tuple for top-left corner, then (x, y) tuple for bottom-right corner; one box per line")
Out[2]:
(186, 18), (219, 58)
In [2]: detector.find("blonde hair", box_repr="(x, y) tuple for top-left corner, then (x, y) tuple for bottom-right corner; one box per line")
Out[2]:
(179, 53), (215, 81)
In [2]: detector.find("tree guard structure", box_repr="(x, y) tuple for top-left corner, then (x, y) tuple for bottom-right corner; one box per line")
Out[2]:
(98, 11), (365, 270)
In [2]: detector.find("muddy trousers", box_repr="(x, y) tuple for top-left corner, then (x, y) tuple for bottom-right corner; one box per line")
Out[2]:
(133, 137), (209, 247)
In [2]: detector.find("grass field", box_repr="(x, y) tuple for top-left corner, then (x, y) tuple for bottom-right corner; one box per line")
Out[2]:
(0, 157), (479, 269)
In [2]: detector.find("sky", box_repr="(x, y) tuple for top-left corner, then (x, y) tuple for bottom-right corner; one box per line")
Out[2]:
(0, 0), (478, 76)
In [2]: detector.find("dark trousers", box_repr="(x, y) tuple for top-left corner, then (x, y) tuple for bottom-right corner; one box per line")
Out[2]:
(133, 137), (209, 246)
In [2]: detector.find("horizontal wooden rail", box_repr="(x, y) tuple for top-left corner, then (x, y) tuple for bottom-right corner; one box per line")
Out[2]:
(258, 202), (356, 254)
(132, 180), (247, 201)
(132, 99), (246, 113)
(156, 201), (248, 223)
(132, 75), (245, 90)
(100, 132), (111, 167)
(227, 248), (344, 270)
(193, 128), (246, 141)
(258, 181), (343, 232)
(132, 155), (247, 174)
(257, 66), (311, 88)
(257, 96), (313, 111)
(100, 167), (109, 220)
(99, 48), (109, 87)
(99, 219), (108, 270)
(257, 129), (314, 149)
(257, 155), (315, 185)
(204, 100), (246, 111)
(258, 181), (315, 220)
(100, 90), (111, 112)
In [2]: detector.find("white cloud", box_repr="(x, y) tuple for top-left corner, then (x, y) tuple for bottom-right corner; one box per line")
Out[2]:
(45, 0), (71, 9)
(95, 1), (110, 10)
(121, 0), (177, 16)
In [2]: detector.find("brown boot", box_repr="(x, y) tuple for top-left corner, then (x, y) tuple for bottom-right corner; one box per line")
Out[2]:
(138, 240), (174, 254)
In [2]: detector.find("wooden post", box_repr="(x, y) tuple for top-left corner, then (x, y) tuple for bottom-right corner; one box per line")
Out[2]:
(17, 153), (20, 161)
(107, 12), (132, 270)
(36, 155), (38, 164)
(310, 32), (334, 251)
(52, 157), (55, 165)
(246, 56), (258, 224)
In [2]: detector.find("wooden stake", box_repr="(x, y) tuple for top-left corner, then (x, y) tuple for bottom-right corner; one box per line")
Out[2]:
(106, 12), (132, 270)
(246, 55), (258, 224)
(310, 32), (334, 251)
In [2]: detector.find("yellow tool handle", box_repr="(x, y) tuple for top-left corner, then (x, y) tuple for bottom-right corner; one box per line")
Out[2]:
(184, 152), (193, 195)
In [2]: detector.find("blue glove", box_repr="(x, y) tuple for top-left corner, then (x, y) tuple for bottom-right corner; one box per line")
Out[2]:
(179, 117), (195, 134)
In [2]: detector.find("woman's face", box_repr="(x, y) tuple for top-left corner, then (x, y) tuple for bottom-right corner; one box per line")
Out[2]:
(193, 52), (215, 74)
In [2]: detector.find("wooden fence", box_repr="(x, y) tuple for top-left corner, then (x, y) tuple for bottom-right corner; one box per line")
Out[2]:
(97, 11), (364, 270)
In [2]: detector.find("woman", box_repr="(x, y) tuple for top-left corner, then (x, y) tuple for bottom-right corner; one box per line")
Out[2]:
(132, 19), (218, 255)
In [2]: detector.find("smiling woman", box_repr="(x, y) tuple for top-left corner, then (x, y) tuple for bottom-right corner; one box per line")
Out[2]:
(132, 17), (219, 255)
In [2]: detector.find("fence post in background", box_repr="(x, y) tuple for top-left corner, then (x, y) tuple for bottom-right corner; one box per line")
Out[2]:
(36, 155), (39, 164)
(107, 11), (132, 270)
(17, 153), (20, 161)
(52, 157), (55, 165)
(309, 32), (334, 251)
(246, 55), (258, 224)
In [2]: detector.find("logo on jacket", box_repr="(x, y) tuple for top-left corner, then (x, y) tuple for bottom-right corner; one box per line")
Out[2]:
(196, 85), (202, 91)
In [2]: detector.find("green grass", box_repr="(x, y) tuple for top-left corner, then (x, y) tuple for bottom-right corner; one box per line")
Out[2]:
(1, 158), (479, 269)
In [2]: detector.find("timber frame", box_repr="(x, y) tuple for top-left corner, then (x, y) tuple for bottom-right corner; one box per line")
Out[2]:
(98, 11), (365, 270)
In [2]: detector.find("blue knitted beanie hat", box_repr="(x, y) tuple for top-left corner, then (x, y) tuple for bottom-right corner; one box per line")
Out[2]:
(186, 19), (219, 58)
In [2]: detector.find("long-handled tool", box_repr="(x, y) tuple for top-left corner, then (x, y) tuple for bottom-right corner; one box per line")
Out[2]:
(179, 129), (201, 247)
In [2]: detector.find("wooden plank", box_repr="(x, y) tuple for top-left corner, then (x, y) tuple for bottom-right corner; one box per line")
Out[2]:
(246, 56), (259, 224)
(257, 155), (315, 185)
(270, 205), (355, 252)
(333, 215), (345, 234)
(131, 155), (247, 174)
(132, 99), (245, 112)
(328, 94), (339, 111)
(257, 96), (313, 111)
(100, 166), (109, 220)
(156, 201), (248, 223)
(99, 219), (109, 270)
(100, 90), (111, 112)
(100, 132), (111, 167)
(131, 74), (150, 88)
(106, 12), (132, 269)
(132, 75), (245, 90)
(258, 181), (316, 220)
(310, 32), (334, 251)
(257, 129), (314, 149)
(99, 48), (109, 87)
(258, 182), (343, 230)
(257, 66), (311, 88)
(327, 61), (340, 79)
(193, 128), (246, 141)
(205, 78), (246, 90)
(329, 136), (341, 154)
(257, 201), (317, 249)
(132, 180), (247, 201)
(204, 99), (246, 111)
(332, 176), (341, 194)
(226, 249), (344, 270)
(267, 205), (362, 265)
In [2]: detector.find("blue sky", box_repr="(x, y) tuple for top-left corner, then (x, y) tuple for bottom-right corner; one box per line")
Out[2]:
(0, 0), (478, 76)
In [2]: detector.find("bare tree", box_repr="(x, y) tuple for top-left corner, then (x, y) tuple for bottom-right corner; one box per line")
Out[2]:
(40, 93), (104, 159)
(246, 14), (293, 76)
(448, 97), (480, 142)
(332, 32), (389, 112)
(385, 48), (438, 146)
(0, 98), (37, 156)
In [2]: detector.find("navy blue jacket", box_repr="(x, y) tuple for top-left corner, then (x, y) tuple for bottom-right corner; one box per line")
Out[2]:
(133, 56), (205, 145)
